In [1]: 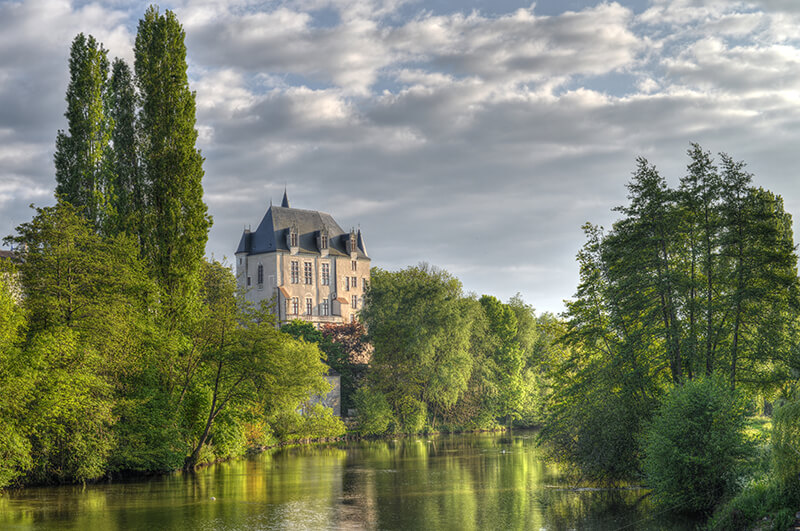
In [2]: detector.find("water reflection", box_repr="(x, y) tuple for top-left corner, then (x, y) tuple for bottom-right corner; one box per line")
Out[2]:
(0, 432), (696, 530)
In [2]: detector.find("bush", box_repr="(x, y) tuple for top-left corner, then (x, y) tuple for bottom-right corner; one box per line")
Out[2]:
(643, 377), (750, 514)
(354, 387), (394, 435)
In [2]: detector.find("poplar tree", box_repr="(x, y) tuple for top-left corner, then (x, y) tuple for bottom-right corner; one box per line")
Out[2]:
(134, 6), (210, 325)
(108, 58), (142, 239)
(54, 33), (113, 230)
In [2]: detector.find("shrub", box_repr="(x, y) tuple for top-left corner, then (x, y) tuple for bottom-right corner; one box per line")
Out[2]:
(353, 387), (393, 436)
(643, 377), (750, 514)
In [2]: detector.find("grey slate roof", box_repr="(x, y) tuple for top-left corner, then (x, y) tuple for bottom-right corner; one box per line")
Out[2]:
(236, 205), (369, 259)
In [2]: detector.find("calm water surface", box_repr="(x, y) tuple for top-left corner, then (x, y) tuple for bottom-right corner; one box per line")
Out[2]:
(0, 432), (697, 530)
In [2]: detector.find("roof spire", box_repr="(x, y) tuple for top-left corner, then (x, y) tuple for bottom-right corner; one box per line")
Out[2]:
(281, 187), (290, 208)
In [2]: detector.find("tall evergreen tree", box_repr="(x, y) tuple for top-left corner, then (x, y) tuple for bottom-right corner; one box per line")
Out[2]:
(134, 6), (210, 326)
(54, 33), (113, 230)
(108, 58), (142, 239)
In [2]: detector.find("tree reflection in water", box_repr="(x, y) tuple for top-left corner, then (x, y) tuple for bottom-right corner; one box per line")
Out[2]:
(0, 432), (698, 530)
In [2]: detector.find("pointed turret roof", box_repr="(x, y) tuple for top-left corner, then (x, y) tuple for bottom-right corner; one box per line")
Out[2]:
(281, 189), (290, 208)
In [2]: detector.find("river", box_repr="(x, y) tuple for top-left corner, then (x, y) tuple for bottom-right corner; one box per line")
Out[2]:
(0, 431), (697, 530)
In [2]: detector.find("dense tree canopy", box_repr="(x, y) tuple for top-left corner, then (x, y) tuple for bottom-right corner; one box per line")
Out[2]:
(541, 145), (800, 484)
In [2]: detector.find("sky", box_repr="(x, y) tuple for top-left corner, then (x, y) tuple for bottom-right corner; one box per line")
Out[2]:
(1, 0), (800, 314)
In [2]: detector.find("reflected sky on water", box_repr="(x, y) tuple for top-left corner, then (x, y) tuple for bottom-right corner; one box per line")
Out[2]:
(0, 431), (697, 530)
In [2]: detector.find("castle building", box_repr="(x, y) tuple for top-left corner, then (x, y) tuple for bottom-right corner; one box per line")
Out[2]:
(235, 191), (370, 327)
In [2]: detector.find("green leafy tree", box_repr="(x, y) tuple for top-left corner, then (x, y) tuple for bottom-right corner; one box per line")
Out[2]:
(6, 203), (159, 484)
(55, 33), (113, 230)
(135, 5), (210, 327)
(108, 58), (142, 239)
(183, 262), (331, 468)
(544, 146), (799, 483)
(362, 264), (475, 430)
(479, 295), (525, 425)
(678, 144), (722, 377)
(353, 387), (394, 435)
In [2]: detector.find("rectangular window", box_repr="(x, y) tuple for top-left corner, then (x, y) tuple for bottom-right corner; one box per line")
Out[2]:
(322, 299), (329, 316)
(290, 231), (298, 247)
(362, 278), (367, 291)
(257, 264), (264, 286)
(321, 263), (330, 285)
(321, 234), (328, 249)
(351, 260), (357, 271)
(345, 276), (350, 291)
(352, 295), (357, 309)
(304, 262), (312, 284)
(292, 297), (299, 315)
(291, 261), (299, 283)
(352, 276), (357, 290)
(247, 276), (251, 286)
(306, 297), (313, 315)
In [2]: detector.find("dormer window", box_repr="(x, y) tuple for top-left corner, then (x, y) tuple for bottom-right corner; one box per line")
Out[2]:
(317, 230), (329, 256)
(347, 230), (358, 258)
(287, 225), (299, 253)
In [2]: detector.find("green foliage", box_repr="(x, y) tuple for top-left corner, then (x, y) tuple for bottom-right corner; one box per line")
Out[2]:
(543, 145), (800, 485)
(478, 295), (525, 423)
(6, 203), (160, 484)
(54, 33), (113, 230)
(107, 57), (142, 239)
(353, 387), (394, 436)
(542, 385), (647, 483)
(110, 367), (185, 473)
(23, 326), (115, 484)
(135, 5), (210, 327)
(362, 264), (474, 427)
(281, 319), (326, 346)
(271, 404), (346, 441)
(396, 395), (427, 433)
(0, 269), (31, 488)
(182, 261), (330, 468)
(643, 377), (750, 514)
